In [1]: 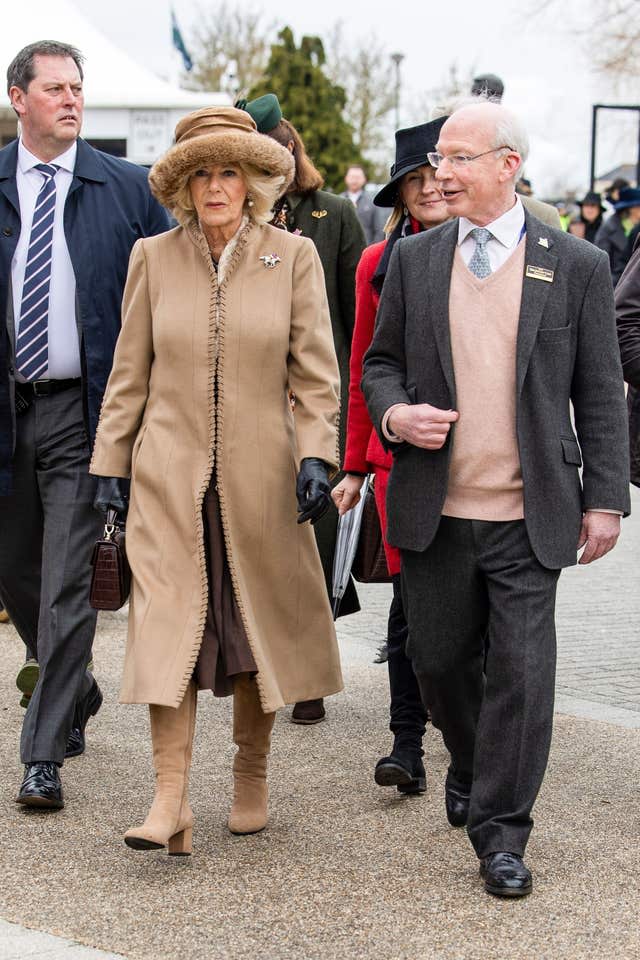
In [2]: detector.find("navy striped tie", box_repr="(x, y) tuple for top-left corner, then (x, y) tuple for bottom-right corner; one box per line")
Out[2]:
(16, 163), (59, 381)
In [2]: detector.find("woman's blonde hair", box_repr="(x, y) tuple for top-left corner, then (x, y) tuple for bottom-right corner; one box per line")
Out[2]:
(171, 161), (286, 227)
(384, 203), (405, 236)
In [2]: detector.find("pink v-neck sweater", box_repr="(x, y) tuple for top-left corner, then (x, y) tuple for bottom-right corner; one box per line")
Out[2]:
(442, 241), (526, 521)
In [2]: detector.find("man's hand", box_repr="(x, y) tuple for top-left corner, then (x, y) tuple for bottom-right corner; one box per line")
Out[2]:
(389, 403), (459, 449)
(577, 511), (621, 564)
(332, 474), (366, 516)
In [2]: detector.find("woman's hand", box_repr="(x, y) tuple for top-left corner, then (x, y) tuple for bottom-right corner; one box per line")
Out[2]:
(93, 476), (130, 520)
(332, 474), (366, 516)
(296, 458), (332, 524)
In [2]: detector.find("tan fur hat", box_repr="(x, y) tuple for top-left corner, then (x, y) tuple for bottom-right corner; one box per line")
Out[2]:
(149, 106), (295, 208)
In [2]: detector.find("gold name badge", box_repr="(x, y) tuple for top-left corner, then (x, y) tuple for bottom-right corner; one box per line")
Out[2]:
(312, 209), (328, 218)
(526, 265), (554, 282)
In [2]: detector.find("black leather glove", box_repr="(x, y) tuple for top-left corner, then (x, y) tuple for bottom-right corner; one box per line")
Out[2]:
(296, 457), (332, 525)
(93, 476), (129, 520)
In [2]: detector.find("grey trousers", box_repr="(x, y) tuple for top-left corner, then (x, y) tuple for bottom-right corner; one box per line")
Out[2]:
(401, 517), (560, 859)
(0, 386), (102, 765)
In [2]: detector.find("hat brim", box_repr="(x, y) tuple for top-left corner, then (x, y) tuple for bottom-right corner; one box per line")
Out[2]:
(614, 199), (640, 211)
(373, 158), (430, 207)
(149, 131), (295, 209)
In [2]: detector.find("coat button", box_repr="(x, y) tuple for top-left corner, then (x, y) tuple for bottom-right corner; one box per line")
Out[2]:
(2, 227), (12, 237)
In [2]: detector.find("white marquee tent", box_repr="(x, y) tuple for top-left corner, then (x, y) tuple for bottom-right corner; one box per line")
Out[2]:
(1, 1), (229, 163)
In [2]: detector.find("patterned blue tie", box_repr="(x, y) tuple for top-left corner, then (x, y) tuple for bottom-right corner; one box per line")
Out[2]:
(16, 163), (59, 381)
(468, 226), (492, 279)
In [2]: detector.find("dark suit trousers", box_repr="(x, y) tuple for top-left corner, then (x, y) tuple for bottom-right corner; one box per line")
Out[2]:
(0, 386), (101, 764)
(401, 517), (560, 858)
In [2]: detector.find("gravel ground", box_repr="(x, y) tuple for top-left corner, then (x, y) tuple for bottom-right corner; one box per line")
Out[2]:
(1, 599), (639, 960)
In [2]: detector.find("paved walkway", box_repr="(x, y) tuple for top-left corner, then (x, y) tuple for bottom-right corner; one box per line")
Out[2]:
(0, 490), (639, 959)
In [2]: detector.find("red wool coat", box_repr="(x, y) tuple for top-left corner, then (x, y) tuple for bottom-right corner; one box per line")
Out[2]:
(343, 239), (401, 575)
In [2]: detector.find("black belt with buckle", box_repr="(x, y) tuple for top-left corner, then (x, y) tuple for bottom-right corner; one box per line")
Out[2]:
(16, 378), (81, 397)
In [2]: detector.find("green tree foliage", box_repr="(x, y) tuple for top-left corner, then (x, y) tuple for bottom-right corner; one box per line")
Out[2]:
(248, 27), (366, 192)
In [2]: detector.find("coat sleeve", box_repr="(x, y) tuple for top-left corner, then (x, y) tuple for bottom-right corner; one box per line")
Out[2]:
(288, 238), (341, 472)
(343, 246), (380, 473)
(361, 242), (412, 452)
(89, 240), (153, 478)
(615, 243), (640, 388)
(571, 251), (631, 514)
(337, 199), (366, 344)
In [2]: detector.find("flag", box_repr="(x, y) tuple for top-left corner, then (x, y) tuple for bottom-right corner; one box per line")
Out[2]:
(171, 8), (193, 72)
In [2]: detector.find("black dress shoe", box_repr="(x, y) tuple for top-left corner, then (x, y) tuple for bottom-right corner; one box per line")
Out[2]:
(15, 762), (64, 809)
(291, 698), (325, 724)
(445, 782), (471, 826)
(480, 852), (532, 898)
(375, 754), (426, 795)
(66, 678), (103, 758)
(65, 727), (85, 758)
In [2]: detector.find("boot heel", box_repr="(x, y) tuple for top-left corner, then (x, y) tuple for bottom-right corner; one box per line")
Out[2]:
(168, 826), (192, 856)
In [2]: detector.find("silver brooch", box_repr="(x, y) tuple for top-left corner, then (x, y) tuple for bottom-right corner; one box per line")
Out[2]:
(259, 253), (281, 269)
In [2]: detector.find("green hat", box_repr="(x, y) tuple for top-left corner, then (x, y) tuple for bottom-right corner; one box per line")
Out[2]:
(235, 94), (282, 134)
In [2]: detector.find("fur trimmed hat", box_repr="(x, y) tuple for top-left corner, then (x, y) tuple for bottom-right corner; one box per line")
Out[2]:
(149, 106), (295, 208)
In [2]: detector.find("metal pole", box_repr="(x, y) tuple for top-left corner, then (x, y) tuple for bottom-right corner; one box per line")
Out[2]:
(637, 110), (640, 186)
(391, 53), (404, 131)
(590, 105), (598, 191)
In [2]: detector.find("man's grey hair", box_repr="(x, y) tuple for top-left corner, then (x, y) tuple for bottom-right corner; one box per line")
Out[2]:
(7, 41), (84, 94)
(434, 95), (530, 179)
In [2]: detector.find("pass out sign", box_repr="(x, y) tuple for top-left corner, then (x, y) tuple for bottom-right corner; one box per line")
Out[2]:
(130, 111), (170, 164)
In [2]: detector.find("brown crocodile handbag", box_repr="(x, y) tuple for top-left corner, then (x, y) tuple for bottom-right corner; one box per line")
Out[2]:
(352, 481), (392, 584)
(89, 509), (131, 610)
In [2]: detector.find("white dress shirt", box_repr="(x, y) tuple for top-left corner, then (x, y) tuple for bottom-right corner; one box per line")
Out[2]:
(12, 140), (81, 380)
(457, 195), (526, 273)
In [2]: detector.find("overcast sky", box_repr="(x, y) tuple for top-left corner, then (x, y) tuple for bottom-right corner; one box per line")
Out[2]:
(79, 0), (639, 196)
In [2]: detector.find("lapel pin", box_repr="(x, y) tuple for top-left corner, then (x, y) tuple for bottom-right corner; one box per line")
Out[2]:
(259, 253), (281, 269)
(311, 210), (328, 218)
(538, 237), (549, 248)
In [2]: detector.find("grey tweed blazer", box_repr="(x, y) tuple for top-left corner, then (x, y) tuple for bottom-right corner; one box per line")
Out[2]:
(361, 210), (631, 569)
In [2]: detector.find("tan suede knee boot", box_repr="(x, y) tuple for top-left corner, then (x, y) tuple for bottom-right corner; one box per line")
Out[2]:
(125, 681), (197, 855)
(228, 675), (276, 835)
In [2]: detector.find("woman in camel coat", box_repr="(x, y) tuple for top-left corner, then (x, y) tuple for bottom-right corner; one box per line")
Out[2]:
(90, 106), (343, 855)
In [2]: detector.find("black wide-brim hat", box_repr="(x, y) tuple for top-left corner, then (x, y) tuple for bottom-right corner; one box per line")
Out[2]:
(374, 115), (448, 208)
(578, 190), (605, 211)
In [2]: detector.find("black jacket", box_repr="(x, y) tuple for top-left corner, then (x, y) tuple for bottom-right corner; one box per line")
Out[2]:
(615, 239), (640, 486)
(0, 138), (170, 494)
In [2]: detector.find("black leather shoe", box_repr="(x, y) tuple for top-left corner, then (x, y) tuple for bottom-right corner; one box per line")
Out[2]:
(375, 754), (426, 795)
(445, 782), (471, 826)
(66, 678), (103, 758)
(480, 852), (532, 897)
(15, 762), (64, 809)
(291, 698), (325, 724)
(65, 727), (85, 758)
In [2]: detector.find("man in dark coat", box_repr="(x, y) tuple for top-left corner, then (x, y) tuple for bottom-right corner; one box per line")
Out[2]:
(0, 41), (169, 808)
(595, 186), (640, 285)
(615, 236), (640, 486)
(363, 101), (630, 897)
(341, 164), (382, 244)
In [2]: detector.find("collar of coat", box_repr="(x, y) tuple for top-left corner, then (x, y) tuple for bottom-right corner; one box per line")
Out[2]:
(0, 137), (107, 184)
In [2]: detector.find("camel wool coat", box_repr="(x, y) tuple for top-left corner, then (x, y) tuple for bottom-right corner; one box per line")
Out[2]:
(90, 219), (344, 712)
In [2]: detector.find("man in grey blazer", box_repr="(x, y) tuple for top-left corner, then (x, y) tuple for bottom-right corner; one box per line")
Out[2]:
(362, 101), (630, 898)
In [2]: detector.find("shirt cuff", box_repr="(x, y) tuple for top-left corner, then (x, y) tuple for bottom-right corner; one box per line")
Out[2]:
(381, 404), (409, 442)
(588, 509), (623, 516)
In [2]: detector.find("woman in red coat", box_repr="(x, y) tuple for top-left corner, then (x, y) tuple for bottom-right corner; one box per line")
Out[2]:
(333, 117), (450, 795)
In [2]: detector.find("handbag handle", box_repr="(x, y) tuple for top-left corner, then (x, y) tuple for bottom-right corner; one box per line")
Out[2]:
(104, 506), (123, 540)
